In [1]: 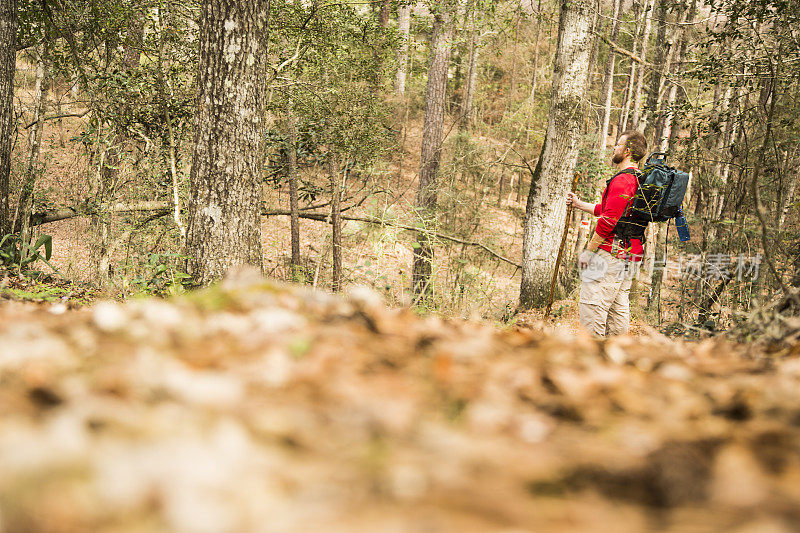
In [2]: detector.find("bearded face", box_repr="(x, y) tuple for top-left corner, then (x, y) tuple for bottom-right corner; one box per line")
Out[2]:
(611, 136), (629, 165)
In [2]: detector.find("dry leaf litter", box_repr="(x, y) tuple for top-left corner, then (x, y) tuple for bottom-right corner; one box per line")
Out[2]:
(1, 274), (800, 533)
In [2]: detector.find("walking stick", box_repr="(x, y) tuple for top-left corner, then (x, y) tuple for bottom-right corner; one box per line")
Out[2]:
(545, 173), (580, 318)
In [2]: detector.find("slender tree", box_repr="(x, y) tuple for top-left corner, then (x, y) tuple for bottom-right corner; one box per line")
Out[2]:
(519, 0), (595, 309)
(329, 155), (343, 292)
(286, 98), (301, 281)
(597, 0), (622, 153)
(186, 0), (271, 284)
(0, 0), (16, 236)
(18, 44), (49, 263)
(461, 4), (480, 130)
(630, 0), (653, 128)
(395, 3), (411, 96)
(640, 0), (669, 134)
(413, 2), (455, 298)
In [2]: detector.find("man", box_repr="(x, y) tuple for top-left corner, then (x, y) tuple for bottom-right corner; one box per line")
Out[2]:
(566, 130), (648, 336)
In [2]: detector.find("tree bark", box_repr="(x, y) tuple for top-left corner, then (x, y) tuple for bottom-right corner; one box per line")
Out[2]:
(186, 0), (270, 285)
(519, 0), (594, 309)
(0, 0), (16, 236)
(597, 0), (622, 153)
(413, 4), (454, 298)
(395, 3), (411, 96)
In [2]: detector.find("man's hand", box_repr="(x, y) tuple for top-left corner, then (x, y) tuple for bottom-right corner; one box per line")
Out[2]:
(578, 249), (595, 271)
(566, 192), (579, 208)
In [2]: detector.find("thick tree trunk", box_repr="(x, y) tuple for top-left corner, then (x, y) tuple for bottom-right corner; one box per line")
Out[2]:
(186, 0), (270, 285)
(287, 99), (301, 281)
(0, 0), (16, 236)
(18, 45), (48, 263)
(519, 0), (594, 309)
(412, 5), (454, 298)
(597, 0), (622, 153)
(395, 4), (411, 96)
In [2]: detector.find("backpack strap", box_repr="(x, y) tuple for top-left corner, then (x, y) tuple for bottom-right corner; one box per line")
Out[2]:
(611, 167), (648, 246)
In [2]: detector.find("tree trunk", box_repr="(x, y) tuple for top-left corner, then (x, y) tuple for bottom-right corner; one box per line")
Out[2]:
(461, 8), (480, 130)
(412, 5), (454, 299)
(379, 0), (391, 28)
(585, 0), (601, 134)
(777, 164), (797, 230)
(509, 14), (520, 99)
(630, 0), (653, 128)
(660, 0), (694, 153)
(329, 155), (343, 292)
(395, 3), (411, 96)
(287, 99), (301, 281)
(0, 0), (16, 236)
(645, 2), (692, 315)
(597, 0), (622, 153)
(123, 18), (144, 70)
(645, 223), (666, 316)
(186, 0), (270, 285)
(619, 0), (640, 132)
(519, 0), (594, 309)
(640, 0), (669, 134)
(18, 44), (48, 263)
(529, 0), (542, 103)
(711, 85), (733, 220)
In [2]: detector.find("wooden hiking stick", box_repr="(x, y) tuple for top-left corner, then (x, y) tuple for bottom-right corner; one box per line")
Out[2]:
(545, 173), (580, 318)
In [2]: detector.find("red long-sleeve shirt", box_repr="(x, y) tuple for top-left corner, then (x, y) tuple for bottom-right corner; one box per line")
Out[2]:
(593, 168), (644, 261)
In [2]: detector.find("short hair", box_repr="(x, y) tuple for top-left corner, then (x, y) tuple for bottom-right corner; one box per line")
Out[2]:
(620, 130), (647, 162)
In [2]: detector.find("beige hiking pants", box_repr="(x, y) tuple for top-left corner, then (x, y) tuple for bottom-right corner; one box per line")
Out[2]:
(578, 249), (640, 337)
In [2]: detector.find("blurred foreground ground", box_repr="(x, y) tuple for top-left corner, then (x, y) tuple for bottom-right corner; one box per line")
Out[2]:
(1, 274), (800, 533)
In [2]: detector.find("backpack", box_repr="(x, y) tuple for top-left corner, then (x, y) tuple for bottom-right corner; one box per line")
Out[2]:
(627, 153), (690, 222)
(613, 153), (690, 243)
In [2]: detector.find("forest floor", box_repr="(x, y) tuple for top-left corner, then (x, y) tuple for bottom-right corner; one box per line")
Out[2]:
(7, 89), (798, 531)
(1, 275), (799, 532)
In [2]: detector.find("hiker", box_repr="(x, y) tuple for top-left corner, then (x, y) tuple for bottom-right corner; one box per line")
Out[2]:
(566, 130), (648, 337)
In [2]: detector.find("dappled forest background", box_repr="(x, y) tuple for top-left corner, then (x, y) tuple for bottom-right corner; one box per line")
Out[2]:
(1, 0), (798, 334)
